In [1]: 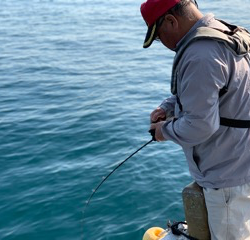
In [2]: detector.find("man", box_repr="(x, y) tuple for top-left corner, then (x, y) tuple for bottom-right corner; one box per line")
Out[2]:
(140, 0), (250, 239)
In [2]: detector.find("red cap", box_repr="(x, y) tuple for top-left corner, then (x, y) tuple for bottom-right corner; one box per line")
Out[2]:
(141, 0), (181, 48)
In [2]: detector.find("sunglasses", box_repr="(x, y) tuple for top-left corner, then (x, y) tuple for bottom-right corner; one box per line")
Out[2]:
(154, 16), (166, 41)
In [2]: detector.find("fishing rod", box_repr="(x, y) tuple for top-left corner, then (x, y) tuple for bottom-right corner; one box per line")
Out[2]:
(82, 129), (156, 222)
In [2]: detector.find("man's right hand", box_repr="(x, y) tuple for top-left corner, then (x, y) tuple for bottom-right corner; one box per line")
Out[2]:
(150, 107), (166, 123)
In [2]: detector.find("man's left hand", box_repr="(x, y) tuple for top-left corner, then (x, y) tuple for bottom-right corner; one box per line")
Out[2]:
(150, 121), (166, 142)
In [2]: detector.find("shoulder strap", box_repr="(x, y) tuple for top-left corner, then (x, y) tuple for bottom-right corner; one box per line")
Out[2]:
(171, 21), (250, 95)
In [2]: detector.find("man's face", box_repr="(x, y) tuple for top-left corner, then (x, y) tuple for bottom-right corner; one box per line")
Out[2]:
(156, 14), (179, 50)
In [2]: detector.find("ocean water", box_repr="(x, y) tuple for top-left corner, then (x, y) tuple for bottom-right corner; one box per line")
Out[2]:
(1, 0), (250, 239)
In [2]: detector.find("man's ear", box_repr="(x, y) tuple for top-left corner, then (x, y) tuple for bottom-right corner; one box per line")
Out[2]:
(164, 14), (179, 29)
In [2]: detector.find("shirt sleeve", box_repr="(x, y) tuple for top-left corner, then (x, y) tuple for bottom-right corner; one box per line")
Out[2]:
(162, 41), (229, 148)
(159, 95), (176, 117)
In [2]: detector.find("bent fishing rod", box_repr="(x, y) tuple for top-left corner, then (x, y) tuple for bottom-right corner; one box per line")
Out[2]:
(82, 129), (156, 220)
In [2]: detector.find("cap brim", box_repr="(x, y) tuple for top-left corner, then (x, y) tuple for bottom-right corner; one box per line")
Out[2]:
(143, 22), (157, 48)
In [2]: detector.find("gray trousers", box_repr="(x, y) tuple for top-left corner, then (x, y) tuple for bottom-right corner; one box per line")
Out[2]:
(203, 182), (250, 240)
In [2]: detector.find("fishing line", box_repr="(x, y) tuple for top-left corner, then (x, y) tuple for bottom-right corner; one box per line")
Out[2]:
(82, 129), (156, 236)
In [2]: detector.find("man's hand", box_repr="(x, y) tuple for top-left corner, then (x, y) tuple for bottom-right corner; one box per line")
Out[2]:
(150, 121), (166, 142)
(150, 107), (166, 123)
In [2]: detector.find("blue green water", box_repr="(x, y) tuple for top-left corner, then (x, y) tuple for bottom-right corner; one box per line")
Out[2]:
(1, 0), (250, 239)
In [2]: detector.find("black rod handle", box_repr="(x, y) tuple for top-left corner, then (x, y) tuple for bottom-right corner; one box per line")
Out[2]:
(149, 129), (156, 141)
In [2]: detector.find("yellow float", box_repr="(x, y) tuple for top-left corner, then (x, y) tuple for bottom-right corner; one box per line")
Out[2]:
(142, 227), (168, 240)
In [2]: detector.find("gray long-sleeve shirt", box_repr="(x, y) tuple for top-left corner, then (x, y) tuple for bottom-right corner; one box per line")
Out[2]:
(160, 14), (250, 188)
